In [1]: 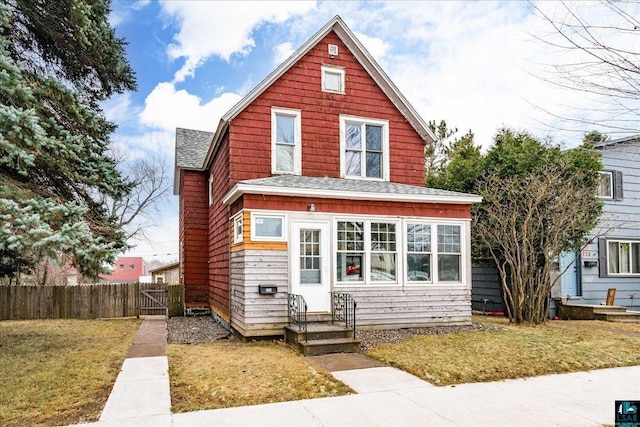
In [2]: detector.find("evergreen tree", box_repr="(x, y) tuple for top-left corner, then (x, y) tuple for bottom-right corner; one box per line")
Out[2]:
(0, 1), (136, 280)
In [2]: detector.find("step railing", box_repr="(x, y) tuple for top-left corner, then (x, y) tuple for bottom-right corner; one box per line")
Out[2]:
(331, 292), (357, 339)
(287, 293), (308, 342)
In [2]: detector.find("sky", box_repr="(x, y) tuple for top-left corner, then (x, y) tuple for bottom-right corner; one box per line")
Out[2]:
(104, 0), (640, 263)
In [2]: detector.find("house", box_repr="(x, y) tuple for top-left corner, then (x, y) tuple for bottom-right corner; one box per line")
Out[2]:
(149, 262), (180, 285)
(174, 16), (482, 339)
(100, 256), (145, 284)
(552, 135), (640, 312)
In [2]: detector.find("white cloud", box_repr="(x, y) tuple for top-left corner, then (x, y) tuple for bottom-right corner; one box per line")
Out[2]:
(354, 32), (390, 62)
(139, 82), (242, 132)
(273, 42), (294, 66)
(110, 130), (175, 161)
(109, 0), (151, 27)
(161, 1), (317, 82)
(102, 93), (138, 124)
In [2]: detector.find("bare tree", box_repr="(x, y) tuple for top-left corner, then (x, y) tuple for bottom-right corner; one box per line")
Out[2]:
(473, 165), (602, 324)
(530, 1), (640, 135)
(102, 149), (172, 243)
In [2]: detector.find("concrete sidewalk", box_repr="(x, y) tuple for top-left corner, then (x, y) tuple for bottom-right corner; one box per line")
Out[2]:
(77, 317), (640, 427)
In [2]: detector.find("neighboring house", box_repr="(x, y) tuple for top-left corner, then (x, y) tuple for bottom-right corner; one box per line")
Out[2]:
(149, 262), (180, 285)
(552, 135), (640, 311)
(100, 256), (145, 284)
(174, 16), (482, 337)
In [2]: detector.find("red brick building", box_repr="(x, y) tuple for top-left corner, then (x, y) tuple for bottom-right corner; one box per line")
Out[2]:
(174, 16), (481, 336)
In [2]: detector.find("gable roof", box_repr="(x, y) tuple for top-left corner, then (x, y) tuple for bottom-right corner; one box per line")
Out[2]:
(594, 134), (640, 149)
(193, 15), (434, 168)
(174, 128), (214, 193)
(223, 175), (482, 205)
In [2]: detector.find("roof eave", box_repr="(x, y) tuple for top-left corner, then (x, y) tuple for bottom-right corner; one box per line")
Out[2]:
(222, 183), (482, 206)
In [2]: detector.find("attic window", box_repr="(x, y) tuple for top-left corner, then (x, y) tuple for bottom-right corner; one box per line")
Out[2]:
(322, 65), (345, 94)
(328, 44), (338, 56)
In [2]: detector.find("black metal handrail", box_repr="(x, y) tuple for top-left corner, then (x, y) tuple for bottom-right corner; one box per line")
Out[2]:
(331, 292), (357, 339)
(287, 293), (308, 342)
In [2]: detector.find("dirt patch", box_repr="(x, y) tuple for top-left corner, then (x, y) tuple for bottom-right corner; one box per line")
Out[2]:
(167, 316), (231, 344)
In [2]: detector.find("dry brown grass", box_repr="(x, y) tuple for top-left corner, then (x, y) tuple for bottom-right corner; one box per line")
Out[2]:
(168, 340), (353, 413)
(366, 315), (640, 386)
(0, 318), (141, 427)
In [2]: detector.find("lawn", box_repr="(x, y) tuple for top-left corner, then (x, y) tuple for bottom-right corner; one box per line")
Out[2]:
(167, 340), (353, 413)
(366, 315), (640, 386)
(0, 318), (141, 427)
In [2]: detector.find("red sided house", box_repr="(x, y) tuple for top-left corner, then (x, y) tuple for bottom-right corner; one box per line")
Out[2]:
(100, 256), (145, 284)
(174, 16), (482, 340)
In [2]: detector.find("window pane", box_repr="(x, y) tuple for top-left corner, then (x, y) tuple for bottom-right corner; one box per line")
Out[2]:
(407, 224), (431, 252)
(632, 243), (640, 274)
(276, 114), (295, 143)
(438, 254), (460, 281)
(608, 242), (619, 273)
(276, 144), (294, 172)
(371, 253), (396, 281)
(337, 253), (364, 281)
(366, 152), (381, 178)
(371, 223), (396, 251)
(337, 222), (364, 282)
(324, 71), (342, 92)
(345, 123), (361, 149)
(598, 172), (613, 198)
(365, 125), (382, 151)
(255, 217), (283, 237)
(407, 254), (431, 281)
(437, 225), (461, 253)
(620, 243), (630, 273)
(345, 151), (361, 176)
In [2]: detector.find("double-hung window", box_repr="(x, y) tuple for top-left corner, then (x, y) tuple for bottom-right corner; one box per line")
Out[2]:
(437, 225), (461, 281)
(340, 115), (389, 180)
(336, 220), (397, 284)
(404, 222), (462, 283)
(406, 224), (432, 282)
(598, 171), (613, 199)
(271, 107), (301, 175)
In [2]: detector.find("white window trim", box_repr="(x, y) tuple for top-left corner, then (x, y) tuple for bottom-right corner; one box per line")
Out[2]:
(321, 65), (345, 94)
(233, 213), (244, 244)
(208, 174), (214, 206)
(334, 218), (401, 286)
(598, 170), (613, 199)
(250, 212), (287, 242)
(404, 220), (466, 286)
(339, 115), (390, 181)
(606, 239), (640, 276)
(271, 107), (301, 175)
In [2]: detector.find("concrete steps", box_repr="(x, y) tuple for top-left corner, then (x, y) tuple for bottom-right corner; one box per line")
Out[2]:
(558, 303), (640, 323)
(285, 322), (361, 356)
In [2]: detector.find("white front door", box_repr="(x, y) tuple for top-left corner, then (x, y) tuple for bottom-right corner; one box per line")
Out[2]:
(291, 221), (331, 312)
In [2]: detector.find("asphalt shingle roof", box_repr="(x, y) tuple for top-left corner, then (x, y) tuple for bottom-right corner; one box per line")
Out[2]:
(175, 128), (214, 169)
(239, 175), (476, 198)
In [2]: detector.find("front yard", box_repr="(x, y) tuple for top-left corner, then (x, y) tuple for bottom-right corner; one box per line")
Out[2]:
(0, 318), (141, 427)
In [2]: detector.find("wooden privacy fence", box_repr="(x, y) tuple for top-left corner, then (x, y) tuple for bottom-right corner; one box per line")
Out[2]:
(0, 283), (184, 320)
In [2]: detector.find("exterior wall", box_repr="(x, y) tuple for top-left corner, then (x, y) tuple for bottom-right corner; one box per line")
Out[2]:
(100, 257), (145, 283)
(228, 205), (473, 337)
(179, 171), (209, 305)
(228, 31), (426, 187)
(151, 265), (180, 285)
(207, 133), (232, 321)
(577, 142), (640, 310)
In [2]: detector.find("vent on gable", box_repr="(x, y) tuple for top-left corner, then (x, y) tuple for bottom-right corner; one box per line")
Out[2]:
(328, 44), (338, 56)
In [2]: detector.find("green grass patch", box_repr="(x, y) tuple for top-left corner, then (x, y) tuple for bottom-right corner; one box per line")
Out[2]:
(366, 316), (640, 386)
(0, 318), (141, 426)
(168, 340), (353, 413)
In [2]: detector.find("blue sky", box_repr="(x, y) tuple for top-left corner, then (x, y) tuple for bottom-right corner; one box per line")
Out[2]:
(104, 1), (639, 261)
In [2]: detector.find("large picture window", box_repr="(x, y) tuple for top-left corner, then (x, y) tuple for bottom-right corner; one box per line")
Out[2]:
(271, 107), (301, 175)
(339, 116), (389, 180)
(607, 240), (640, 275)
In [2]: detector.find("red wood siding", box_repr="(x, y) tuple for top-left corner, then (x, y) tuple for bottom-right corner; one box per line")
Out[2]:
(241, 194), (471, 219)
(179, 171), (209, 305)
(228, 31), (425, 187)
(207, 133), (231, 321)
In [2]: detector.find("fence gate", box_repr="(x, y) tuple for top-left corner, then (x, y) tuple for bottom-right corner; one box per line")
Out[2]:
(139, 283), (168, 316)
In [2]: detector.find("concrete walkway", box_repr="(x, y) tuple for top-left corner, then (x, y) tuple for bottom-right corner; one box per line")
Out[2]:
(76, 317), (640, 427)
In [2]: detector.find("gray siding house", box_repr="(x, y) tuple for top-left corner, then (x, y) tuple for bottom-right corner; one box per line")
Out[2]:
(552, 135), (640, 311)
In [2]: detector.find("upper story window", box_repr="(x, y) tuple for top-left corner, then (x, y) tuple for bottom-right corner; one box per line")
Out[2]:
(339, 115), (389, 180)
(598, 170), (623, 200)
(271, 107), (301, 175)
(321, 65), (345, 94)
(208, 174), (214, 206)
(598, 171), (613, 199)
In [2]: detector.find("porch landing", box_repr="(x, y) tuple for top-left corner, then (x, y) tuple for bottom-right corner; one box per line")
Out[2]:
(556, 303), (640, 322)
